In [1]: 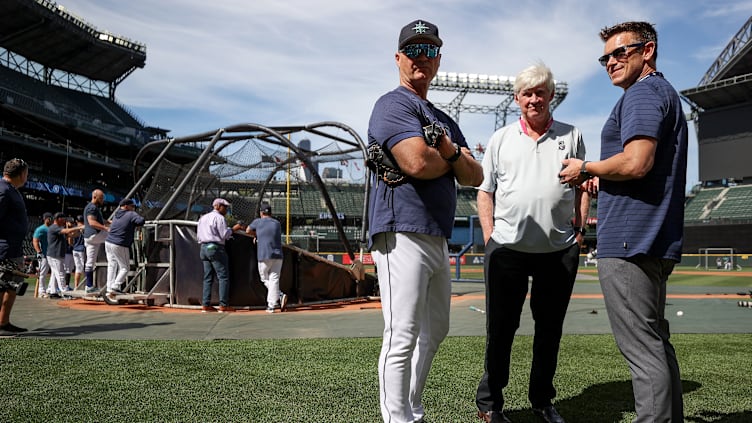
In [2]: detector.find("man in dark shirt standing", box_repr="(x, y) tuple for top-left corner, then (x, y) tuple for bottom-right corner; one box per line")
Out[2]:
(560, 21), (687, 422)
(47, 212), (83, 296)
(0, 158), (30, 334)
(82, 189), (109, 293)
(367, 19), (482, 423)
(104, 199), (145, 298)
(246, 202), (287, 313)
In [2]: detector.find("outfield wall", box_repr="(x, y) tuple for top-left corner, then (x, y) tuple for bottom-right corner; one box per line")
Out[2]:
(316, 252), (752, 270)
(683, 223), (752, 254)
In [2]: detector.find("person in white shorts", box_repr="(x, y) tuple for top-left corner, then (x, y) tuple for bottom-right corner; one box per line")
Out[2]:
(71, 215), (86, 289)
(82, 189), (109, 292)
(246, 202), (287, 313)
(104, 198), (145, 297)
(32, 213), (52, 297)
(46, 212), (84, 295)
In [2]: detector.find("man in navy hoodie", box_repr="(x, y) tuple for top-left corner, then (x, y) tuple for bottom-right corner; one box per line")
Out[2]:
(104, 199), (145, 298)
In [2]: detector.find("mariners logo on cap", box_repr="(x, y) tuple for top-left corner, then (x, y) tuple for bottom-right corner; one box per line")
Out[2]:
(412, 21), (430, 34)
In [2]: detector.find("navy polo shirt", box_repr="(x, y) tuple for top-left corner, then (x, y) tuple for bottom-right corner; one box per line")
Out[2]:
(597, 73), (688, 261)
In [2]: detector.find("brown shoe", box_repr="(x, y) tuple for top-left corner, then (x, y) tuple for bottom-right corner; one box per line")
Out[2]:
(201, 306), (216, 313)
(478, 410), (512, 423)
(218, 305), (235, 313)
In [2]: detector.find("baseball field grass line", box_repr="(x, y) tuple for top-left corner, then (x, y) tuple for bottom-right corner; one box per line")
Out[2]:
(453, 293), (751, 301)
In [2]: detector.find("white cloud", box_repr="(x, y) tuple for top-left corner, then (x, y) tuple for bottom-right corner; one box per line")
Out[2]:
(55, 0), (752, 189)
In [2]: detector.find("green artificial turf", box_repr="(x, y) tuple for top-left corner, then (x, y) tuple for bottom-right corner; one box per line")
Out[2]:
(2, 334), (751, 422)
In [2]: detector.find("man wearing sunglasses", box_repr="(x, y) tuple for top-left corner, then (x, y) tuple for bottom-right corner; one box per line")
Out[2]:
(559, 21), (687, 422)
(367, 19), (482, 423)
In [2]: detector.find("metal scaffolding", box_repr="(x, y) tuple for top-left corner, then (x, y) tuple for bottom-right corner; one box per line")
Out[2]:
(429, 71), (568, 130)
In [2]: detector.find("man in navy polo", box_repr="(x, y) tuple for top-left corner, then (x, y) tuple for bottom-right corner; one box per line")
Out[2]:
(560, 21), (687, 422)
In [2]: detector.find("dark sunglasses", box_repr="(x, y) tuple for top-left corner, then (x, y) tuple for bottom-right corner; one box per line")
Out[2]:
(598, 42), (645, 66)
(400, 43), (440, 59)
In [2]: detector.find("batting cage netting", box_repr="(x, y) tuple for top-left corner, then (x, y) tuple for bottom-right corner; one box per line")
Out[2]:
(85, 122), (377, 309)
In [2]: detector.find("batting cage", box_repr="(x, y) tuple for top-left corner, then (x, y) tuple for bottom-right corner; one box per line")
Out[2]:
(89, 122), (376, 308)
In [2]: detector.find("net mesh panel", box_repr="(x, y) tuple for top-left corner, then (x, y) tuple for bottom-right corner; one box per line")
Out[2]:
(134, 125), (367, 230)
(140, 158), (218, 220)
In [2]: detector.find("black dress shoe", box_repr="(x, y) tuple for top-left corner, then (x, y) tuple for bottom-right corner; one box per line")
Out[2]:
(478, 410), (512, 423)
(0, 322), (28, 333)
(533, 405), (565, 423)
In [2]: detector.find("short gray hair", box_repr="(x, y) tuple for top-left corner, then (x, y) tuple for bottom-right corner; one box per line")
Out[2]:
(513, 62), (555, 95)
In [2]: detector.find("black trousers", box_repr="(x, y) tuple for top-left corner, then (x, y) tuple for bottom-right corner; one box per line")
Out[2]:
(476, 241), (579, 412)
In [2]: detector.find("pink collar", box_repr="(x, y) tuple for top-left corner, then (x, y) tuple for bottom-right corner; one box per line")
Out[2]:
(519, 117), (553, 136)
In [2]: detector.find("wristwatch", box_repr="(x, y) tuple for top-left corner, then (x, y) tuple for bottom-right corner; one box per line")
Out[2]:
(444, 143), (461, 163)
(573, 226), (587, 236)
(580, 161), (593, 179)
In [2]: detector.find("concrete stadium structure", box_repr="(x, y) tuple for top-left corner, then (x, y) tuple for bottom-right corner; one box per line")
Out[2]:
(3, 2), (752, 266)
(0, 0), (197, 256)
(681, 16), (752, 253)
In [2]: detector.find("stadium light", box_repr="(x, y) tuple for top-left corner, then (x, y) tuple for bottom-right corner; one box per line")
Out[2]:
(429, 71), (568, 130)
(431, 71), (516, 94)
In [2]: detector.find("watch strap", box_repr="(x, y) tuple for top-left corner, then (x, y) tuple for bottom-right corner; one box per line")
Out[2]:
(445, 143), (461, 163)
(580, 161), (593, 179)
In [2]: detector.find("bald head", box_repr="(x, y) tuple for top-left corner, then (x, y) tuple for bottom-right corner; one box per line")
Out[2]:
(91, 189), (105, 206)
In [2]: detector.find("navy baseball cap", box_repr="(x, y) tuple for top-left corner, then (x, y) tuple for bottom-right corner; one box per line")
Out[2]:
(43, 212), (53, 220)
(398, 19), (443, 49)
(260, 202), (272, 213)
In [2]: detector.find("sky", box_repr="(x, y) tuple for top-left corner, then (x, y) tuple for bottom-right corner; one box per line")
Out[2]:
(56, 0), (752, 192)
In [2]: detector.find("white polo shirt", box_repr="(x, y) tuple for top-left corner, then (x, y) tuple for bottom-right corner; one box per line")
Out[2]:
(478, 119), (586, 253)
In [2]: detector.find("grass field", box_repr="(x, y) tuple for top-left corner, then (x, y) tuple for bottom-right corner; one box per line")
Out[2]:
(2, 268), (750, 422)
(2, 335), (751, 422)
(431, 264), (752, 288)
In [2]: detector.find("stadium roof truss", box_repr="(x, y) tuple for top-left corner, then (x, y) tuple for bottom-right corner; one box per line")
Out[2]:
(682, 16), (752, 111)
(130, 122), (371, 261)
(0, 0), (146, 97)
(429, 71), (568, 130)
(699, 16), (752, 86)
(0, 48), (110, 97)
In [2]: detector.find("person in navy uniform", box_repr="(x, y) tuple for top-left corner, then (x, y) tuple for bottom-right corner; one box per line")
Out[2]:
(367, 19), (482, 423)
